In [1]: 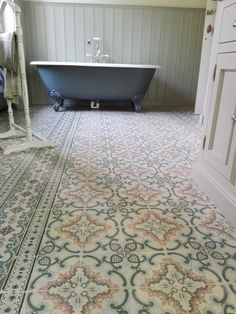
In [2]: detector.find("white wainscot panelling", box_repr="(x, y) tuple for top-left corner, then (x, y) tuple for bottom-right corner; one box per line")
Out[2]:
(23, 2), (205, 107)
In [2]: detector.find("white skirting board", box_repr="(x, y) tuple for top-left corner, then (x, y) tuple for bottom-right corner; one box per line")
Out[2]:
(192, 163), (236, 227)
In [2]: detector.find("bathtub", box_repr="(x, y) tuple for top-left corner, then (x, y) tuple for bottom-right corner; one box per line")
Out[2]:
(30, 61), (160, 112)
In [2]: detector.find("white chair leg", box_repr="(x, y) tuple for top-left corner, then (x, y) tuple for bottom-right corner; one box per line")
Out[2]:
(16, 11), (33, 143)
(7, 100), (15, 131)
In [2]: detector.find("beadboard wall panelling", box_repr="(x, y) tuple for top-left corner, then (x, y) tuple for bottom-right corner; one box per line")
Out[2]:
(24, 2), (205, 106)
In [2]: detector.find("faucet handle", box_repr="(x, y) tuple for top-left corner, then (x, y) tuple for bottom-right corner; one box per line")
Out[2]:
(88, 37), (101, 44)
(92, 37), (101, 41)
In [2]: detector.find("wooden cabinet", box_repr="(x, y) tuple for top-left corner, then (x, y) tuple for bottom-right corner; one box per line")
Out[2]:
(204, 52), (236, 184)
(193, 0), (236, 225)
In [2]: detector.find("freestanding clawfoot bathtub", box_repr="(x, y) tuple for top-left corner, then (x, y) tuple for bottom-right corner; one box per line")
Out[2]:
(30, 61), (160, 112)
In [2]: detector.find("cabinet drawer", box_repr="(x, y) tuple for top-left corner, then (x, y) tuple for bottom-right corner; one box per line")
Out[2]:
(220, 1), (236, 43)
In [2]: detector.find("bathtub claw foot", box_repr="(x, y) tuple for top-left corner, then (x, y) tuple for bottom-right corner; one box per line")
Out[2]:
(50, 90), (64, 112)
(134, 103), (141, 113)
(131, 95), (143, 113)
(131, 100), (141, 112)
(53, 102), (61, 112)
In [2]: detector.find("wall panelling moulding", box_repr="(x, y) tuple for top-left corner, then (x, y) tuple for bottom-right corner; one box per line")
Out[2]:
(24, 0), (207, 9)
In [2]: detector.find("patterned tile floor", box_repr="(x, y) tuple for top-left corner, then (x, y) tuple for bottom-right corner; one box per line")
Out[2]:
(0, 104), (236, 314)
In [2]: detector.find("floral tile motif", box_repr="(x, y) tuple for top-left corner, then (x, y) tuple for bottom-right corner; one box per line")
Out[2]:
(0, 107), (236, 313)
(140, 257), (215, 314)
(126, 211), (184, 246)
(130, 287), (236, 314)
(158, 163), (192, 179)
(173, 181), (209, 204)
(39, 209), (121, 256)
(199, 210), (236, 241)
(38, 262), (118, 314)
(49, 211), (114, 250)
(58, 182), (113, 208)
(64, 164), (107, 182)
(22, 288), (130, 314)
(121, 208), (195, 252)
(20, 254), (131, 314)
(118, 181), (170, 206)
(124, 252), (236, 314)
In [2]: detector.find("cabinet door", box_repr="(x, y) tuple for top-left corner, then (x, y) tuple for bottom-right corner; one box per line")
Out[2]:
(204, 52), (236, 184)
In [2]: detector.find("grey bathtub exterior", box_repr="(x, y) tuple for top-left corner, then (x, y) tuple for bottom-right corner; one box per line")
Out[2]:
(30, 61), (160, 112)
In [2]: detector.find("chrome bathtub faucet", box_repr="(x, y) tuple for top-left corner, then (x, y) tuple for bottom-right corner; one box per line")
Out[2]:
(87, 37), (109, 63)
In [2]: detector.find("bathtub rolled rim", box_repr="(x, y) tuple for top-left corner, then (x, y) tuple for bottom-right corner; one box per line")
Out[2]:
(30, 61), (161, 69)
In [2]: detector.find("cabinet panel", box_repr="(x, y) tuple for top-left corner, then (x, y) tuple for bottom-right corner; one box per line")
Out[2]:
(204, 52), (236, 184)
(220, 1), (236, 44)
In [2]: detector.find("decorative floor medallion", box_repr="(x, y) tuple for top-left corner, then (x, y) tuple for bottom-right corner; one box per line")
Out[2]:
(141, 258), (215, 314)
(59, 183), (108, 208)
(54, 213), (112, 248)
(39, 262), (118, 314)
(127, 211), (184, 245)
